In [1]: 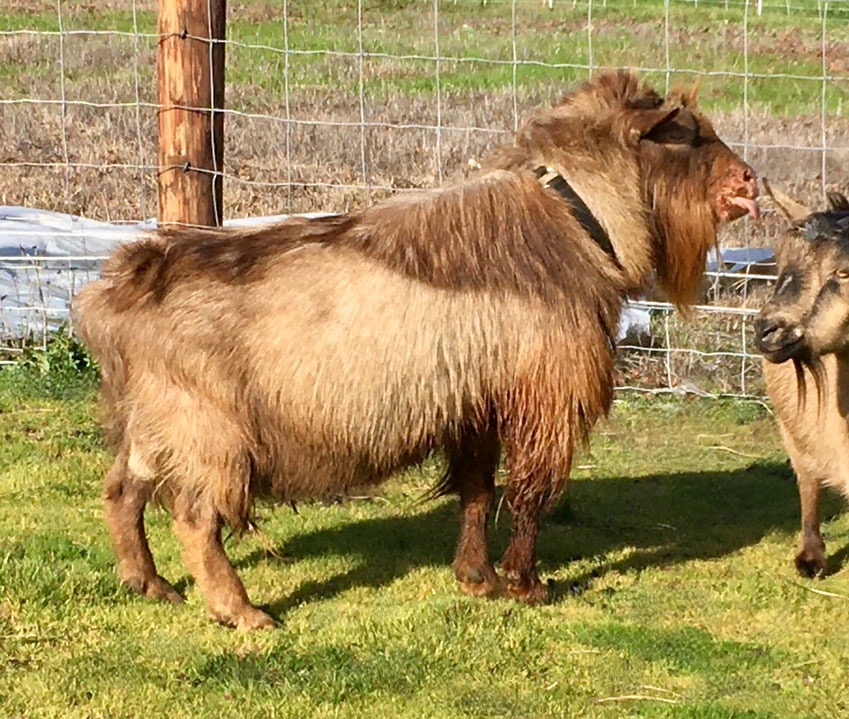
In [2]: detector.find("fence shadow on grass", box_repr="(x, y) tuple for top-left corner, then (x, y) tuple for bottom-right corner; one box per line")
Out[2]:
(236, 461), (846, 618)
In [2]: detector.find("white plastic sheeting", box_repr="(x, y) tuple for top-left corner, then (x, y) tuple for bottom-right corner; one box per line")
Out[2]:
(1, 206), (776, 344)
(0, 207), (306, 341)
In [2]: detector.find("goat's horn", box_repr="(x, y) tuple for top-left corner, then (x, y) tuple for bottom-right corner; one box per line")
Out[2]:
(762, 178), (811, 225)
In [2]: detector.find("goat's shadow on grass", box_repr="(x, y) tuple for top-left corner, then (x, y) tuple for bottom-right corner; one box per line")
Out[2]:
(236, 461), (846, 617)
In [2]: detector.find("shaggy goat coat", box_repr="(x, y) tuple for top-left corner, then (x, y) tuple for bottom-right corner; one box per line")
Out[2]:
(74, 71), (759, 629)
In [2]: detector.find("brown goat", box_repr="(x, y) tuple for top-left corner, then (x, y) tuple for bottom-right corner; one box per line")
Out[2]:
(74, 71), (758, 630)
(755, 182), (849, 578)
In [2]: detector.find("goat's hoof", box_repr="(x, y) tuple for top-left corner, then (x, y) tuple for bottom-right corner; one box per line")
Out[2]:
(235, 607), (277, 632)
(121, 573), (184, 604)
(502, 574), (550, 605)
(455, 562), (502, 598)
(147, 576), (185, 604)
(795, 552), (827, 579)
(211, 604), (277, 632)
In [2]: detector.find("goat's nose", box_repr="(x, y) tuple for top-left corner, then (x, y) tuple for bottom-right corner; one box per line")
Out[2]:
(754, 315), (804, 358)
(753, 315), (778, 343)
(742, 167), (759, 197)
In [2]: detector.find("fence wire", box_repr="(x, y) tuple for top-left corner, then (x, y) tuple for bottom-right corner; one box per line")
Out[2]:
(1, 0), (847, 398)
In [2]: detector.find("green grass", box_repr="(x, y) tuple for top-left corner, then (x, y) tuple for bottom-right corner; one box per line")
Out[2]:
(3, 0), (848, 115)
(2, 363), (849, 718)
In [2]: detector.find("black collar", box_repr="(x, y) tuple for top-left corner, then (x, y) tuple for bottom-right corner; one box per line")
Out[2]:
(534, 166), (621, 268)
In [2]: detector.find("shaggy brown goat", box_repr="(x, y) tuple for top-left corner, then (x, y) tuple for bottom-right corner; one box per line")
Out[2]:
(755, 181), (849, 578)
(74, 71), (758, 630)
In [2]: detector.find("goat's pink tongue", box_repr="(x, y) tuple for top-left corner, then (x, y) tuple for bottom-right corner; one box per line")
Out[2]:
(729, 195), (761, 219)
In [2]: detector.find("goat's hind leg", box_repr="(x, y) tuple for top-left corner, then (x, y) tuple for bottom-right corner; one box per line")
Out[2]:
(103, 450), (183, 603)
(448, 424), (501, 598)
(172, 495), (275, 631)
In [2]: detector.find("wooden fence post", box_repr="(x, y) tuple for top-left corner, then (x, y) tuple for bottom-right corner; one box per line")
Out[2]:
(157, 0), (226, 227)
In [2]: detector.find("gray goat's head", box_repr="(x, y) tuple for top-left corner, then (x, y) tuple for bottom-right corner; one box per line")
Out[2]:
(754, 182), (849, 369)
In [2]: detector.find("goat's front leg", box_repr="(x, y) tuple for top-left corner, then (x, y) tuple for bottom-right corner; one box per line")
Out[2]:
(499, 477), (554, 604)
(794, 469), (826, 578)
(448, 422), (502, 598)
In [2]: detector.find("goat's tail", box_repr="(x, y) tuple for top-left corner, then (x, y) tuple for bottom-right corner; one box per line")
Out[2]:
(72, 239), (167, 449)
(102, 237), (170, 311)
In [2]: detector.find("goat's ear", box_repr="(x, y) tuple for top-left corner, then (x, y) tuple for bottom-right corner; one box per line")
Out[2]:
(625, 107), (680, 145)
(762, 178), (811, 225)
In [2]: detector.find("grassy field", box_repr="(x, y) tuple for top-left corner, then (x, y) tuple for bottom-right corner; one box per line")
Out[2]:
(2, 357), (849, 718)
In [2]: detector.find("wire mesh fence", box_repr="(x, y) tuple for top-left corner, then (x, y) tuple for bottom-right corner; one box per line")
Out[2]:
(1, 0), (848, 397)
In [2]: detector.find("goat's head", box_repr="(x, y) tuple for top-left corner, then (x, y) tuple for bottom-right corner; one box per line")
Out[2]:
(755, 182), (849, 369)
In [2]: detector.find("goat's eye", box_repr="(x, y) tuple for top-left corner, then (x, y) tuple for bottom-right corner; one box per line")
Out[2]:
(836, 269), (849, 280)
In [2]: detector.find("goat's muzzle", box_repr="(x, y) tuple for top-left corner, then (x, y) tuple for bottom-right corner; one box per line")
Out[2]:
(718, 166), (761, 222)
(754, 315), (806, 363)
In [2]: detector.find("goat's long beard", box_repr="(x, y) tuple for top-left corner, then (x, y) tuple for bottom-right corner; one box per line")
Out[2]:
(792, 353), (826, 416)
(648, 178), (717, 307)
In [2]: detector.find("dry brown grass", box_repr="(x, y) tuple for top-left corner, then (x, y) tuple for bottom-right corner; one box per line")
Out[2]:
(4, 72), (849, 226)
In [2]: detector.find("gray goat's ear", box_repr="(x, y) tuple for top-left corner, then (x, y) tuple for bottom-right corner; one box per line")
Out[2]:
(826, 191), (849, 211)
(763, 178), (812, 225)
